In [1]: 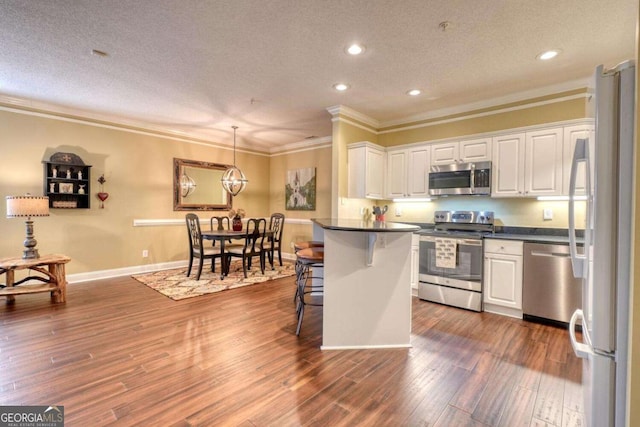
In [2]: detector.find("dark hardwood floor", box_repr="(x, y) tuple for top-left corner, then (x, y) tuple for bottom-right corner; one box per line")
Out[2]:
(0, 272), (583, 426)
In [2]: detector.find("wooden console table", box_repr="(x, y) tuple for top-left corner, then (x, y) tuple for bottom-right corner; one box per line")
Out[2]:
(0, 254), (71, 304)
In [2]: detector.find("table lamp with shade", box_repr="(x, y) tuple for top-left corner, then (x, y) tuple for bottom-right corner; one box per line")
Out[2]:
(6, 195), (50, 259)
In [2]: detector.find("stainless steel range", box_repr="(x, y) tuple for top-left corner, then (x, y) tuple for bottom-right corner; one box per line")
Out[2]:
(417, 210), (494, 312)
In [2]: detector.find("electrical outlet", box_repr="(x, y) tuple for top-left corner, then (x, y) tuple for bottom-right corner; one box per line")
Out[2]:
(142, 250), (149, 258)
(395, 207), (402, 216)
(290, 242), (295, 249)
(543, 208), (553, 220)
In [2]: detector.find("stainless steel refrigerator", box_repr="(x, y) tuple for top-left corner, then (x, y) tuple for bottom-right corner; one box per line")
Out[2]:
(568, 61), (634, 426)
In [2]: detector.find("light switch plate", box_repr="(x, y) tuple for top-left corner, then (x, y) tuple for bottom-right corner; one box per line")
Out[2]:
(543, 208), (553, 220)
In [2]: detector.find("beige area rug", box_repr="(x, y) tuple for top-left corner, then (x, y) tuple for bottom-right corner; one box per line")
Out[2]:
(132, 260), (296, 301)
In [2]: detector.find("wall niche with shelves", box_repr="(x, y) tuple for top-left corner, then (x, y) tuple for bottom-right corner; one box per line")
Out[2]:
(43, 152), (92, 209)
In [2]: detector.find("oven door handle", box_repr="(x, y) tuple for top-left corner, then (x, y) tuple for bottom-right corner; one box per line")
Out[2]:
(459, 239), (482, 246)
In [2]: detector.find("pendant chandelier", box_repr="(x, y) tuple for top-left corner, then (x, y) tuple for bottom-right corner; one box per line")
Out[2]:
(221, 126), (248, 196)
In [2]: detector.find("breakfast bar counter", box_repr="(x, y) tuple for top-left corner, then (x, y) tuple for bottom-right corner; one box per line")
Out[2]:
(311, 218), (420, 350)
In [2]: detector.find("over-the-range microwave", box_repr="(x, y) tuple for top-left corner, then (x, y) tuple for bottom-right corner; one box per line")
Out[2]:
(428, 161), (491, 196)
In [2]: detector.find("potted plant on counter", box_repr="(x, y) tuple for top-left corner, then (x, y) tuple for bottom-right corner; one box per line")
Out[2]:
(229, 208), (246, 231)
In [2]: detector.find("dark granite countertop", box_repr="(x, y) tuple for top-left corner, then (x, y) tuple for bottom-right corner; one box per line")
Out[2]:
(485, 226), (584, 244)
(312, 218), (420, 233)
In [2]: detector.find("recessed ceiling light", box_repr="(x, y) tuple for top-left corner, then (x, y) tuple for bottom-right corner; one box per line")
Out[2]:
(537, 49), (561, 60)
(333, 83), (350, 91)
(346, 44), (365, 55)
(407, 89), (422, 96)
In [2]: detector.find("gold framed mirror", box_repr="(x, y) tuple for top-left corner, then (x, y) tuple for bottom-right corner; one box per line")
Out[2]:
(173, 158), (232, 211)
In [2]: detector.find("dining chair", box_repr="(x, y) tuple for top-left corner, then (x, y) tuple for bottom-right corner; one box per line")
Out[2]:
(210, 216), (230, 231)
(210, 215), (233, 250)
(264, 213), (285, 269)
(225, 218), (267, 278)
(185, 213), (224, 279)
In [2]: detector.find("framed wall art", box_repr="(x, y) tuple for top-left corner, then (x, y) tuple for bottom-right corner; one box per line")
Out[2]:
(59, 183), (74, 194)
(285, 167), (316, 211)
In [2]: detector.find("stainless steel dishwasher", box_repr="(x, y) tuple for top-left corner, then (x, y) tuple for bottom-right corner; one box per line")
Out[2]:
(523, 242), (582, 326)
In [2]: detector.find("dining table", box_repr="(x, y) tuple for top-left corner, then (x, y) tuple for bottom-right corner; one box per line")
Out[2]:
(201, 229), (273, 279)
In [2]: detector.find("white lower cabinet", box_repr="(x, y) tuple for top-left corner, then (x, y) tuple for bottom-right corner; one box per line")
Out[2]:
(483, 239), (523, 318)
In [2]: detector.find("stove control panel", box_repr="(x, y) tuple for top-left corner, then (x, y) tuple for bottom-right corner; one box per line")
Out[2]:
(434, 210), (494, 225)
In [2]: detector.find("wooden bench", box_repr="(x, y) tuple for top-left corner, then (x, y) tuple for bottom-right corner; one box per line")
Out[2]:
(0, 254), (71, 304)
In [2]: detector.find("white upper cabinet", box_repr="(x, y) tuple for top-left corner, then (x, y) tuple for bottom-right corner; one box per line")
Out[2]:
(524, 128), (563, 196)
(431, 142), (460, 165)
(460, 138), (492, 163)
(349, 120), (592, 201)
(348, 142), (385, 199)
(563, 124), (595, 195)
(492, 133), (526, 197)
(407, 146), (430, 197)
(386, 149), (407, 198)
(492, 128), (563, 197)
(431, 138), (491, 165)
(385, 145), (430, 199)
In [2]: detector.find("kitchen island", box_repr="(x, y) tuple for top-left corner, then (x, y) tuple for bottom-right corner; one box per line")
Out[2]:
(311, 218), (420, 350)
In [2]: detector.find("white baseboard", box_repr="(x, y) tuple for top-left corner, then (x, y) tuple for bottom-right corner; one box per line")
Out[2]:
(67, 252), (298, 284)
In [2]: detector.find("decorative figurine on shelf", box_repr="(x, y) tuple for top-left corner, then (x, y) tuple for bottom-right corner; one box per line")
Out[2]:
(49, 182), (55, 193)
(78, 185), (86, 194)
(97, 174), (109, 209)
(78, 170), (83, 180)
(66, 169), (71, 179)
(228, 208), (246, 231)
(52, 166), (57, 178)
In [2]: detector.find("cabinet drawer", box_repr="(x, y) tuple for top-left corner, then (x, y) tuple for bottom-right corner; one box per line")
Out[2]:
(484, 239), (523, 255)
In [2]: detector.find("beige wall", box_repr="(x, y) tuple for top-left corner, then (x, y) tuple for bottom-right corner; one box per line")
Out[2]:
(329, 118), (378, 218)
(269, 146), (332, 252)
(0, 108), (270, 274)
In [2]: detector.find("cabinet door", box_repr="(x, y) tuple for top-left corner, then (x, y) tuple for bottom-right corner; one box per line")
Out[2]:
(563, 125), (594, 195)
(365, 147), (385, 199)
(484, 253), (523, 310)
(460, 138), (491, 163)
(407, 146), (430, 197)
(431, 142), (459, 165)
(524, 128), (563, 196)
(491, 133), (525, 197)
(347, 146), (367, 198)
(386, 149), (407, 198)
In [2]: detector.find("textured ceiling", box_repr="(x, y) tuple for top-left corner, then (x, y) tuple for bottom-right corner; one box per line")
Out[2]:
(0, 0), (636, 151)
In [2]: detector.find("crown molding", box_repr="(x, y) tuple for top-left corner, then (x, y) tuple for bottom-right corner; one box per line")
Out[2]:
(0, 94), (269, 156)
(269, 136), (332, 155)
(379, 78), (590, 129)
(379, 92), (589, 135)
(326, 105), (380, 129)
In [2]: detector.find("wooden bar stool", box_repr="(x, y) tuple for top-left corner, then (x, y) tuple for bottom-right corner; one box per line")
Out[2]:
(293, 241), (324, 303)
(293, 241), (324, 252)
(295, 247), (324, 336)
